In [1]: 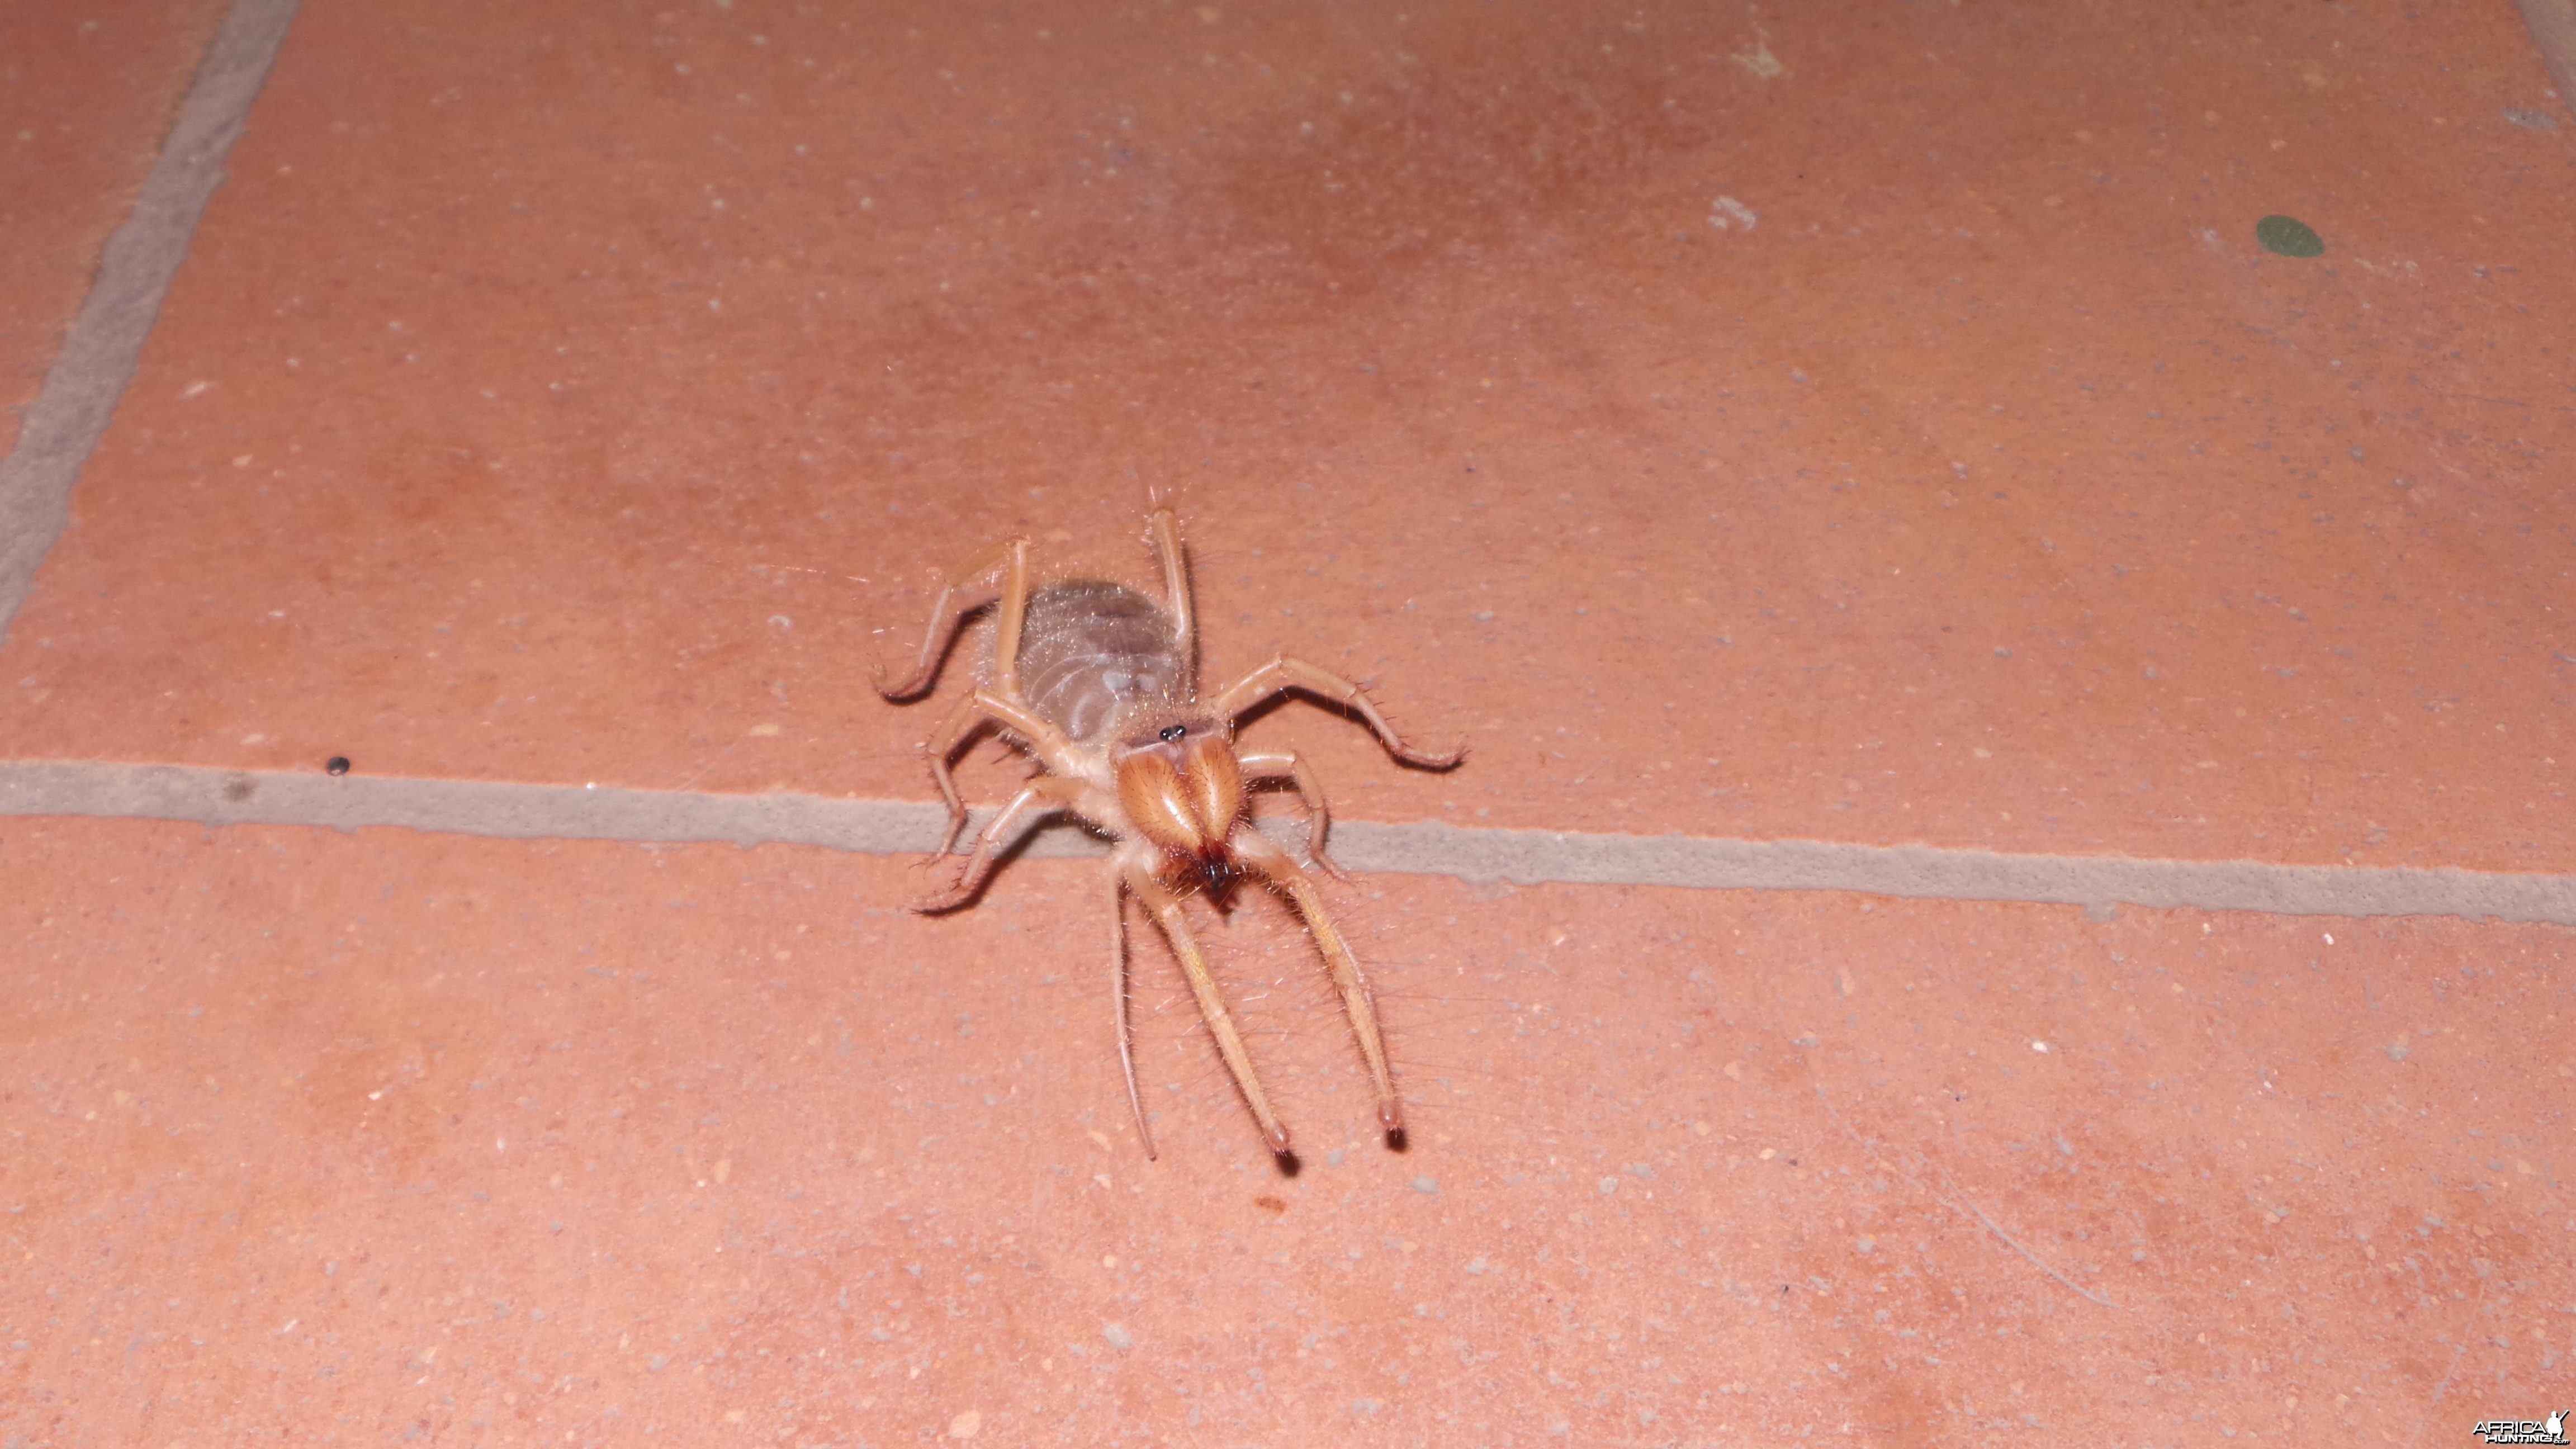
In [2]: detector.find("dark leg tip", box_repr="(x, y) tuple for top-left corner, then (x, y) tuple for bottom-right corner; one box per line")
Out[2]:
(1273, 1149), (1304, 1178)
(1383, 1125), (1409, 1154)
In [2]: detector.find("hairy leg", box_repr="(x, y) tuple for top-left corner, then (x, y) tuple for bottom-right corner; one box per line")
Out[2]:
(1209, 656), (1462, 769)
(1108, 867), (1158, 1160)
(917, 687), (1085, 856)
(1235, 749), (1351, 882)
(1233, 830), (1405, 1145)
(1121, 844), (1292, 1156)
(911, 774), (1089, 912)
(1144, 509), (1196, 697)
(874, 536), (1026, 702)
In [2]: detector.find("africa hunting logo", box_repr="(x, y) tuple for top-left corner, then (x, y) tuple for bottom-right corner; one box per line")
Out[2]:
(2471, 1411), (2568, 1446)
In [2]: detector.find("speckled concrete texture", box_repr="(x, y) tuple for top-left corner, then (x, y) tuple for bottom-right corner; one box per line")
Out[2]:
(1, 0), (2570, 868)
(0, 0), (232, 457)
(3, 0), (2573, 1442)
(5, 822), (2568, 1441)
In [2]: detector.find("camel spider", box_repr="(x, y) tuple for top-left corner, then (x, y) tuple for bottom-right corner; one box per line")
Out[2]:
(875, 509), (1461, 1163)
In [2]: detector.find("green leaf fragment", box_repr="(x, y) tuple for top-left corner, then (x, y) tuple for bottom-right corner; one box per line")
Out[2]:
(2255, 214), (2325, 258)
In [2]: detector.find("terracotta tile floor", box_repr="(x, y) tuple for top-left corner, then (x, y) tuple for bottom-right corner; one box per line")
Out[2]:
(0, 0), (233, 460)
(3, 0), (2572, 1442)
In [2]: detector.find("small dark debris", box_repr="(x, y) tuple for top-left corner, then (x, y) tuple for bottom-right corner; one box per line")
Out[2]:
(2255, 214), (2325, 258)
(325, 756), (352, 776)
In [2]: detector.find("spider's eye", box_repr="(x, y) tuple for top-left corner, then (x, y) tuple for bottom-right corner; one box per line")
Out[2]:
(1159, 723), (1187, 742)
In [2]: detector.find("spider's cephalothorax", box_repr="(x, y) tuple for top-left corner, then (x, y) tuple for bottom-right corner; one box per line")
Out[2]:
(875, 509), (1461, 1164)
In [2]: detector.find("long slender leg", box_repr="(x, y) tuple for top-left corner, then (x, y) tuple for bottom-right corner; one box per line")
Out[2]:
(1109, 867), (1158, 1160)
(874, 536), (1026, 701)
(1144, 509), (1195, 696)
(911, 775), (1088, 912)
(918, 691), (993, 857)
(1120, 844), (1292, 1156)
(1210, 656), (1463, 769)
(919, 686), (1086, 856)
(1232, 830), (1405, 1145)
(988, 536), (1032, 702)
(1235, 749), (1350, 882)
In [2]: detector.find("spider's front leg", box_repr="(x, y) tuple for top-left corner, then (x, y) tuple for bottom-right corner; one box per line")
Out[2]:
(1210, 656), (1464, 770)
(1236, 749), (1351, 882)
(1117, 840), (1294, 1158)
(1106, 865), (1157, 1161)
(1232, 830), (1406, 1147)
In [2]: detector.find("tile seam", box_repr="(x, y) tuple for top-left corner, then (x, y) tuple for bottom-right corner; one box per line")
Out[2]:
(0, 0), (301, 640)
(2516, 0), (2576, 122)
(4, 760), (2569, 925)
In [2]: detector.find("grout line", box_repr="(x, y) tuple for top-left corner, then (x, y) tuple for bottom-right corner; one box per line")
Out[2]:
(0, 0), (301, 640)
(2517, 0), (2576, 124)
(0, 0), (2559, 935)
(4, 760), (2570, 925)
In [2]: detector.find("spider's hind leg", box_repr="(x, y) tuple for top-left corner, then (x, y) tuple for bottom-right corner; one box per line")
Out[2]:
(874, 536), (1030, 702)
(912, 774), (1088, 912)
(915, 686), (1087, 859)
(1143, 509), (1196, 696)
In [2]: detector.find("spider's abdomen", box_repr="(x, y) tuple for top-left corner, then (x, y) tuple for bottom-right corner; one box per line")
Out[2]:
(1014, 579), (1185, 743)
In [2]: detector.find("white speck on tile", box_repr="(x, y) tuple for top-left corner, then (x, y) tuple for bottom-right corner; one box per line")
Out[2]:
(1731, 35), (1783, 78)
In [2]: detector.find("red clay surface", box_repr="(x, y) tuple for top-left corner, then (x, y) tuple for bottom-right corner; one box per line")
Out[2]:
(0, 0), (2569, 868)
(6, 820), (2567, 1442)
(3, 0), (2572, 1442)
(0, 0), (231, 457)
